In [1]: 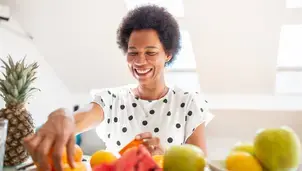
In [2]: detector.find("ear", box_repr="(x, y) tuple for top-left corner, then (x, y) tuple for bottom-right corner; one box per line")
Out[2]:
(166, 54), (172, 63)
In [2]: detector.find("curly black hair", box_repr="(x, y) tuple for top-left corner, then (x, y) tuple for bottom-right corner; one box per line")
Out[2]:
(117, 5), (181, 66)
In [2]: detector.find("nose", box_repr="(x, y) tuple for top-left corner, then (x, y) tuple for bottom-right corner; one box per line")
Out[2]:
(134, 53), (147, 66)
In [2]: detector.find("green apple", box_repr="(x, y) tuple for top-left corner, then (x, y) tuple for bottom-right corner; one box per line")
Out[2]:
(163, 144), (206, 171)
(231, 142), (255, 156)
(254, 126), (301, 171)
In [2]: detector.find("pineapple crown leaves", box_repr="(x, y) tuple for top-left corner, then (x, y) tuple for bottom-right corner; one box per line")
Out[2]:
(0, 54), (40, 105)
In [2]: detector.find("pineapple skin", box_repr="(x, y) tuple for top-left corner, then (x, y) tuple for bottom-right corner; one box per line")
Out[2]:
(0, 104), (35, 166)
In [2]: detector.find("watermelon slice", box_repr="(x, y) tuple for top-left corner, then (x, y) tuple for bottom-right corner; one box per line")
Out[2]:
(93, 145), (162, 171)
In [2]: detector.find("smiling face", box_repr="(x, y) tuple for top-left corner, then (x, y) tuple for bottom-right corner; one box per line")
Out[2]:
(127, 29), (172, 86)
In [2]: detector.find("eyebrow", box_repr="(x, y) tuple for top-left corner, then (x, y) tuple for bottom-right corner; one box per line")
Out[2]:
(128, 46), (159, 50)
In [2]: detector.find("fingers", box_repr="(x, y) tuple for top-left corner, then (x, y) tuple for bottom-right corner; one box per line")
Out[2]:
(143, 137), (165, 155)
(135, 132), (153, 140)
(144, 137), (160, 146)
(52, 135), (69, 171)
(143, 137), (160, 152)
(37, 135), (55, 171)
(66, 134), (76, 168)
(23, 134), (42, 163)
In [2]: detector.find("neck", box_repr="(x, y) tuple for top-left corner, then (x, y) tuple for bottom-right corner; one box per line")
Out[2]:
(137, 79), (168, 100)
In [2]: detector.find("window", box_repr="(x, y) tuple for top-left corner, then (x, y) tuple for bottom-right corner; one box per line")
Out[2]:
(286, 0), (302, 8)
(276, 25), (302, 94)
(166, 30), (196, 70)
(124, 0), (184, 18)
(165, 30), (200, 92)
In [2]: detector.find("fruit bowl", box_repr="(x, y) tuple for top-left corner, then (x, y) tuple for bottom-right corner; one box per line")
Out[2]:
(207, 160), (228, 171)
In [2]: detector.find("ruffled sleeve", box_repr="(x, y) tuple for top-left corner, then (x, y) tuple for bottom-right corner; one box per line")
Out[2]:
(184, 92), (214, 141)
(91, 88), (114, 118)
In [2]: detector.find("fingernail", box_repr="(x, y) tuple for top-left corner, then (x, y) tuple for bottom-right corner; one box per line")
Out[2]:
(135, 135), (140, 139)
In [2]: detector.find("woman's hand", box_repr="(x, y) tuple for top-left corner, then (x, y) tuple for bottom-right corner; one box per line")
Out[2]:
(135, 132), (165, 156)
(23, 108), (76, 171)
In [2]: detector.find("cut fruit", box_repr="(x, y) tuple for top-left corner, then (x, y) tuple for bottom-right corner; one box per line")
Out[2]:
(94, 145), (162, 171)
(119, 139), (143, 155)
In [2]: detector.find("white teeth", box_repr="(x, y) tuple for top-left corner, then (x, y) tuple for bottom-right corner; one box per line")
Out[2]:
(136, 69), (151, 74)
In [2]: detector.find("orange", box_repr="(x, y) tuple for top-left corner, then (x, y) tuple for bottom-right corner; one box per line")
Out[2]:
(90, 150), (117, 168)
(62, 162), (87, 171)
(119, 139), (143, 155)
(49, 144), (83, 164)
(35, 144), (84, 169)
(226, 151), (263, 171)
(152, 155), (164, 168)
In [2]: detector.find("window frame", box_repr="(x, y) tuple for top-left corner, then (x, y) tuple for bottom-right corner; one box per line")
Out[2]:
(275, 4), (302, 95)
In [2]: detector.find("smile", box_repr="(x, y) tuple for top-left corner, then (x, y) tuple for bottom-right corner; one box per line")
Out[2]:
(134, 68), (153, 76)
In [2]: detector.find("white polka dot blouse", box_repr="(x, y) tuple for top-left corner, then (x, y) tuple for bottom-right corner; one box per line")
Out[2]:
(92, 84), (214, 153)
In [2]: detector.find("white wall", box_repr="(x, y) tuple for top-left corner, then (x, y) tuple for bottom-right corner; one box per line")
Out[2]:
(185, 0), (284, 95)
(0, 18), (73, 125)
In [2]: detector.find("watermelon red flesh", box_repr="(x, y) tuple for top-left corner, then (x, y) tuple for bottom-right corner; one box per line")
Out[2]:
(115, 145), (162, 171)
(93, 163), (115, 171)
(94, 145), (162, 171)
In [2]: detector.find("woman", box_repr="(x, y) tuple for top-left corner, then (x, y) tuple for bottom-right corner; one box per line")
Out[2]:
(23, 5), (213, 171)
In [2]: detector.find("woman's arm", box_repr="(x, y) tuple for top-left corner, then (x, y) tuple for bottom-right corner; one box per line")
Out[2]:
(74, 102), (105, 134)
(185, 123), (208, 156)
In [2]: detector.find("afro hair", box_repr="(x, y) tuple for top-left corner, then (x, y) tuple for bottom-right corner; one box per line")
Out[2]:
(116, 4), (181, 66)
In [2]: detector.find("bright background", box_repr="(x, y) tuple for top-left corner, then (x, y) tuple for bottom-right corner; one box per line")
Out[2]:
(0, 0), (302, 160)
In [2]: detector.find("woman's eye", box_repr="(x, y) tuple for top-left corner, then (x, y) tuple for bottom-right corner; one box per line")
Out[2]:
(146, 52), (157, 56)
(128, 52), (138, 56)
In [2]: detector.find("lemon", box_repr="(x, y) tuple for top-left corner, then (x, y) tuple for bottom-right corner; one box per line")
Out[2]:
(90, 150), (117, 168)
(226, 151), (263, 171)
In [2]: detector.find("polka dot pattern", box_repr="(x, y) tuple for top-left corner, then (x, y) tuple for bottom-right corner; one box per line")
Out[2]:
(180, 103), (185, 108)
(92, 86), (212, 153)
(142, 120), (148, 126)
(167, 137), (173, 143)
(149, 110), (155, 115)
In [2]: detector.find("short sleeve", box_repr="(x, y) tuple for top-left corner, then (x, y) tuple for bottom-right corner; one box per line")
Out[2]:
(184, 92), (215, 141)
(91, 88), (113, 118)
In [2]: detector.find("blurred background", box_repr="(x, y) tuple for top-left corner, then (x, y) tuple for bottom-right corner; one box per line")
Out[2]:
(0, 0), (301, 160)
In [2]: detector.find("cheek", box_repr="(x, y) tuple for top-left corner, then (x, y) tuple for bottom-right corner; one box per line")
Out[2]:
(127, 56), (134, 65)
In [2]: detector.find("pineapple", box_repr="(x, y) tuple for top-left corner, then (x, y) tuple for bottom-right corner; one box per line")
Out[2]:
(0, 55), (40, 166)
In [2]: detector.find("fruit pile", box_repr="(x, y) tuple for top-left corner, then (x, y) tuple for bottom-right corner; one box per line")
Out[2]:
(90, 139), (206, 171)
(225, 126), (301, 171)
(35, 144), (86, 171)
